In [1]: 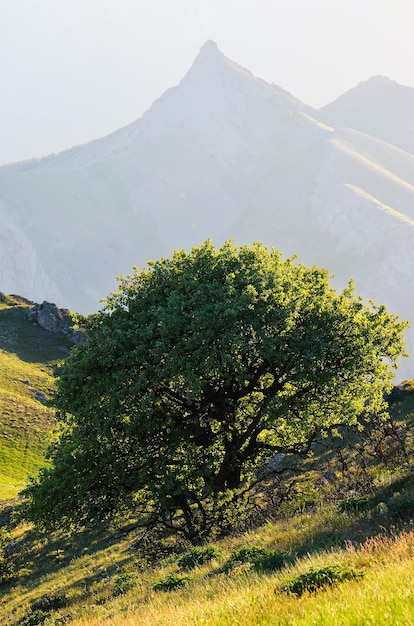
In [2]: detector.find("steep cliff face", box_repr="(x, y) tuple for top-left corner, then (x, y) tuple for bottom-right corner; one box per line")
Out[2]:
(0, 42), (413, 376)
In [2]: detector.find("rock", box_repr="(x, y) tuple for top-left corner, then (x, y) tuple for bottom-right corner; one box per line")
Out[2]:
(4, 541), (21, 557)
(323, 470), (337, 484)
(258, 453), (285, 479)
(36, 301), (63, 332)
(71, 329), (86, 345)
(26, 300), (86, 345)
(34, 391), (47, 403)
(316, 470), (337, 487)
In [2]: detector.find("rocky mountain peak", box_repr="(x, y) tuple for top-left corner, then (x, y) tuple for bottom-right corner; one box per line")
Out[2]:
(181, 40), (256, 87)
(1, 45), (414, 378)
(195, 39), (221, 61)
(357, 75), (395, 88)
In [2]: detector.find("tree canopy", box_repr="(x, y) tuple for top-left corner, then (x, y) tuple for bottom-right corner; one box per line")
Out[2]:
(22, 241), (408, 539)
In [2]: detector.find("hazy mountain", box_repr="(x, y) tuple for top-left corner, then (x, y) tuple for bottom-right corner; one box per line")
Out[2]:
(317, 76), (414, 155)
(1, 41), (413, 377)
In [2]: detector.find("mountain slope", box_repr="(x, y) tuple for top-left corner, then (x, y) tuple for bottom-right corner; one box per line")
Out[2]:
(0, 294), (75, 498)
(0, 42), (317, 312)
(316, 76), (414, 155)
(0, 42), (413, 377)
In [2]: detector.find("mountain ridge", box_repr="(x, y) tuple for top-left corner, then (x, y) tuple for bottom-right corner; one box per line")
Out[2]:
(316, 74), (414, 154)
(0, 41), (413, 376)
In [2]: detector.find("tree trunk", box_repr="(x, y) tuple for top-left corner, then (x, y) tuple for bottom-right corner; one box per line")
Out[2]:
(213, 448), (242, 492)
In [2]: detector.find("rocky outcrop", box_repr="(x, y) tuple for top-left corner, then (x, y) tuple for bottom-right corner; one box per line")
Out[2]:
(27, 301), (85, 345)
(28, 301), (63, 332)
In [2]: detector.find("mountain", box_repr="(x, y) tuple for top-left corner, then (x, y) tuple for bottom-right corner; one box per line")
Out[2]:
(0, 41), (413, 378)
(317, 76), (414, 154)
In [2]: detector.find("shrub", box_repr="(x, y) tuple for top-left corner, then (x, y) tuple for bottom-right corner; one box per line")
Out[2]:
(338, 495), (371, 514)
(224, 546), (293, 573)
(153, 573), (189, 592)
(225, 546), (267, 570)
(113, 572), (137, 596)
(282, 564), (363, 596)
(20, 592), (68, 625)
(30, 593), (67, 612)
(20, 610), (50, 626)
(254, 549), (294, 572)
(178, 546), (219, 570)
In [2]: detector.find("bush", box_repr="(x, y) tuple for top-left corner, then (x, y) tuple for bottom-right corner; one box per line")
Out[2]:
(113, 572), (137, 596)
(338, 495), (371, 514)
(178, 546), (219, 570)
(282, 564), (363, 596)
(30, 593), (67, 612)
(225, 546), (267, 570)
(20, 610), (49, 626)
(224, 546), (293, 573)
(20, 593), (68, 625)
(254, 549), (294, 572)
(153, 573), (189, 592)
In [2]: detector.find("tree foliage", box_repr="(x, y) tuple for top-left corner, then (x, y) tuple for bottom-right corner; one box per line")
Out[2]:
(21, 241), (408, 539)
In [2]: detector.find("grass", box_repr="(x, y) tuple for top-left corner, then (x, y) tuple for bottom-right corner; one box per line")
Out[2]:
(0, 381), (413, 624)
(2, 467), (414, 626)
(74, 528), (414, 626)
(0, 350), (56, 495)
(0, 295), (72, 499)
(3, 506), (414, 625)
(1, 292), (414, 623)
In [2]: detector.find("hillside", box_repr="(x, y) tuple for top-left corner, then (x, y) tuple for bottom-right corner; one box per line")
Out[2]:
(0, 293), (76, 498)
(0, 283), (413, 623)
(1, 385), (414, 625)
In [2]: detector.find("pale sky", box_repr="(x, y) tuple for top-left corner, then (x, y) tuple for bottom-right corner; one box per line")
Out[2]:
(1, 0), (413, 165)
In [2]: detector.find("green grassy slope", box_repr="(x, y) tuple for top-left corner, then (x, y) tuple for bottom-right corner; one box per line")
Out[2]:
(1, 291), (414, 624)
(0, 294), (72, 499)
(2, 473), (414, 625)
(0, 389), (412, 625)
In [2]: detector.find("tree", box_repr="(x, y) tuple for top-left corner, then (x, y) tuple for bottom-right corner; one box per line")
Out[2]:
(21, 241), (408, 540)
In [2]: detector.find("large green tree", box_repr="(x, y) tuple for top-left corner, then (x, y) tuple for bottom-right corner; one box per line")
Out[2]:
(22, 241), (408, 539)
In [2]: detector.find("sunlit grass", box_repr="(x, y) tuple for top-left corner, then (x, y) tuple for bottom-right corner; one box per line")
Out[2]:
(3, 503), (414, 626)
(62, 530), (414, 626)
(0, 351), (56, 498)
